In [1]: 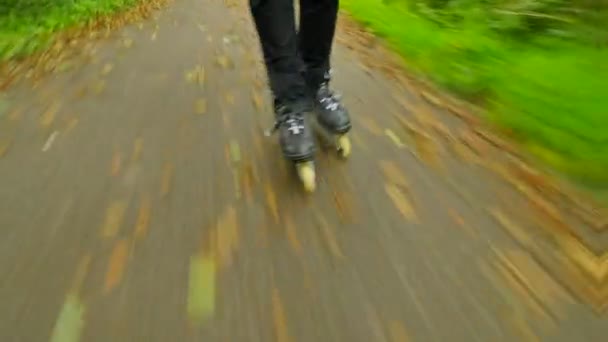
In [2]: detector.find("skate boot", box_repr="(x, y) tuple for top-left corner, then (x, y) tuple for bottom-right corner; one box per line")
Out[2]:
(267, 101), (317, 192)
(308, 71), (352, 158)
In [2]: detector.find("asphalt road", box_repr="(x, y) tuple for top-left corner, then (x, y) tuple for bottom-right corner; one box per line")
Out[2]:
(0, 0), (606, 341)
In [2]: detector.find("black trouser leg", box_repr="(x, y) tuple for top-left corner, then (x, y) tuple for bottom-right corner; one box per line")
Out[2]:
(298, 0), (339, 89)
(249, 0), (307, 106)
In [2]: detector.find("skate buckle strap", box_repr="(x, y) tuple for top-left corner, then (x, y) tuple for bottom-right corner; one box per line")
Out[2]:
(264, 113), (305, 137)
(318, 85), (342, 112)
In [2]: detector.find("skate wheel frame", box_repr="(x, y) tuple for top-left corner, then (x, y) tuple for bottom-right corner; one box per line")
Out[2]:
(336, 134), (351, 158)
(312, 120), (352, 159)
(296, 161), (316, 193)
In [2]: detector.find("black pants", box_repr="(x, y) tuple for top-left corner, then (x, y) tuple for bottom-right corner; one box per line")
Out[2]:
(250, 0), (339, 104)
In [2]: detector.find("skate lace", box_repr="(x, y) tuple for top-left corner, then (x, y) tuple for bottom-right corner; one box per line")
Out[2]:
(317, 84), (342, 112)
(271, 107), (306, 136)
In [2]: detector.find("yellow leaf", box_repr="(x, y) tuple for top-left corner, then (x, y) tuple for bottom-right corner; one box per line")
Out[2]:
(93, 80), (106, 94)
(131, 138), (143, 162)
(123, 38), (134, 48)
(188, 256), (216, 323)
(215, 206), (239, 267)
(229, 140), (241, 163)
(379, 160), (409, 187)
(384, 184), (418, 222)
(385, 129), (405, 148)
(195, 98), (207, 115)
(50, 295), (86, 342)
(101, 63), (113, 75)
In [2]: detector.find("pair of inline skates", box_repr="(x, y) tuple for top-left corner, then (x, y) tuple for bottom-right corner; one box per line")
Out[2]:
(266, 77), (351, 193)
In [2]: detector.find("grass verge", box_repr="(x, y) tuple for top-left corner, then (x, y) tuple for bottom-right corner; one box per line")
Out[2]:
(341, 0), (608, 187)
(0, 0), (144, 61)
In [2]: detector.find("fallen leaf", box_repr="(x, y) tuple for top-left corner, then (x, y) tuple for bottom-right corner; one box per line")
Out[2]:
(131, 138), (143, 162)
(123, 38), (134, 48)
(188, 255), (216, 323)
(284, 217), (302, 255)
(73, 85), (88, 99)
(420, 90), (443, 107)
(489, 208), (534, 249)
(216, 55), (232, 69)
(160, 163), (174, 198)
(229, 140), (241, 163)
(448, 209), (465, 226)
(240, 160), (255, 202)
(69, 254), (92, 294)
(380, 160), (409, 187)
(49, 295), (85, 342)
(57, 62), (73, 73)
(42, 131), (59, 152)
(332, 189), (356, 223)
(388, 321), (411, 342)
(385, 183), (418, 222)
(272, 288), (293, 342)
(196, 66), (205, 85)
(385, 129), (406, 148)
(110, 152), (122, 176)
(224, 92), (235, 105)
(316, 214), (345, 259)
(101, 63), (114, 75)
(448, 208), (478, 238)
(93, 80), (106, 94)
(103, 239), (129, 293)
(264, 183), (279, 223)
(101, 200), (128, 238)
(412, 130), (442, 169)
(195, 98), (207, 115)
(134, 196), (151, 241)
(40, 102), (60, 127)
(357, 116), (382, 135)
(65, 117), (78, 132)
(215, 206), (239, 267)
(8, 108), (23, 121)
(252, 90), (264, 112)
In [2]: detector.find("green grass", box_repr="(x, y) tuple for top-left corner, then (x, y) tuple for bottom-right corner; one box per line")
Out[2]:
(342, 0), (608, 187)
(0, 0), (142, 61)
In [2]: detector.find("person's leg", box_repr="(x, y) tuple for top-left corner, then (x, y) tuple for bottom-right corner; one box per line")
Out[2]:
(298, 0), (351, 135)
(297, 0), (338, 89)
(250, 0), (307, 106)
(249, 0), (315, 161)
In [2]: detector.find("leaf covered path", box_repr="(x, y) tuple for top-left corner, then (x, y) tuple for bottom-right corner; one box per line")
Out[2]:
(0, 0), (606, 340)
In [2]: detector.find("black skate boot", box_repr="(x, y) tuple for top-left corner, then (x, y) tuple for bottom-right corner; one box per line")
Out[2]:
(306, 70), (352, 157)
(268, 100), (317, 192)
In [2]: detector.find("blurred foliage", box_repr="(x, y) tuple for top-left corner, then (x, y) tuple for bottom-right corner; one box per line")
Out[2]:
(0, 0), (140, 60)
(344, 0), (608, 186)
(406, 0), (608, 45)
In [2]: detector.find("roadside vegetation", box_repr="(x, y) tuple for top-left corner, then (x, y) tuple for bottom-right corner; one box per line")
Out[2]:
(342, 0), (608, 186)
(0, 0), (144, 61)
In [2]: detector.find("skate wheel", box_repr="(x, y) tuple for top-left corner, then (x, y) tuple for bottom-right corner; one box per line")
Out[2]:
(296, 161), (316, 193)
(336, 134), (351, 158)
